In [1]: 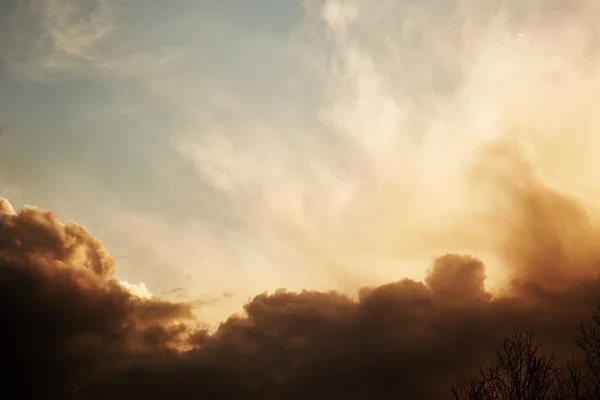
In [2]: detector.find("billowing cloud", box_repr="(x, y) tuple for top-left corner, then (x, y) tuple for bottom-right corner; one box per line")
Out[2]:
(2, 164), (600, 399)
(0, 199), (194, 398)
(119, 280), (152, 299)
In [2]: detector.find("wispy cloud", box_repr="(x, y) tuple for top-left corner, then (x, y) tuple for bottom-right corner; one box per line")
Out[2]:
(1, 0), (184, 81)
(172, 0), (600, 298)
(36, 0), (115, 61)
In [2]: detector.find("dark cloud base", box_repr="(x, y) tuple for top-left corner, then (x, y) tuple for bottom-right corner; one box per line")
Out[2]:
(1, 170), (600, 400)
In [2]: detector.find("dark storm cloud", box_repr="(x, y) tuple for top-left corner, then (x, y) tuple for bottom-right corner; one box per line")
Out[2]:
(0, 199), (194, 398)
(2, 146), (600, 399)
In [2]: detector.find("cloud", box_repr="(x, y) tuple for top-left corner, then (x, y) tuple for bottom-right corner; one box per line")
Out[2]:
(35, 0), (116, 61)
(0, 0), (114, 79)
(2, 164), (600, 398)
(0, 0), (184, 81)
(119, 280), (152, 299)
(173, 0), (600, 296)
(0, 199), (194, 398)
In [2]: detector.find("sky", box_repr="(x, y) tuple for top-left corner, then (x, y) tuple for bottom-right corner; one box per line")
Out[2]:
(3, 0), (600, 398)
(2, 0), (600, 325)
(1, 0), (325, 319)
(2, 0), (600, 317)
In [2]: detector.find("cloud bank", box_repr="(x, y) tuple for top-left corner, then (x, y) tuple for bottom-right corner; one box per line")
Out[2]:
(2, 154), (600, 398)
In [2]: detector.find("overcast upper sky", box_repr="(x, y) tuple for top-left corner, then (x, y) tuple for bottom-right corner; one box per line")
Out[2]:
(2, 0), (600, 325)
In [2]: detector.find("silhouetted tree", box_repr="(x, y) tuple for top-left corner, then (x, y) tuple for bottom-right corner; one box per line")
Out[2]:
(572, 304), (600, 399)
(452, 329), (561, 400)
(453, 303), (600, 400)
(551, 359), (592, 400)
